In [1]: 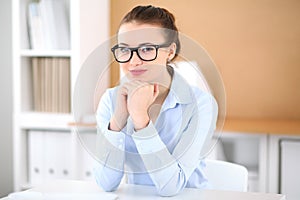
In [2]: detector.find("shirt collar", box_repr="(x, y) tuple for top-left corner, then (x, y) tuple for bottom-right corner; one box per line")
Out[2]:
(162, 69), (194, 111)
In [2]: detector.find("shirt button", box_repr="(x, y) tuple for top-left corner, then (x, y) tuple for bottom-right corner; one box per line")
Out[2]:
(119, 138), (123, 143)
(118, 145), (123, 149)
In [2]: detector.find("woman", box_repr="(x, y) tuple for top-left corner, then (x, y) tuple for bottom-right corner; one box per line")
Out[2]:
(94, 5), (218, 196)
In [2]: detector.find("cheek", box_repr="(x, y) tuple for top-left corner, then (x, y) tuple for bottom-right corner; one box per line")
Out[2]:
(155, 56), (168, 65)
(157, 51), (169, 64)
(120, 63), (129, 73)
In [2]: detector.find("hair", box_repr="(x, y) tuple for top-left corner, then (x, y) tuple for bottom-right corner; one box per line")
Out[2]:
(119, 5), (181, 59)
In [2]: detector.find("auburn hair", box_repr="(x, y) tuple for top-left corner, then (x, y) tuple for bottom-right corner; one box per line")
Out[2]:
(119, 5), (181, 58)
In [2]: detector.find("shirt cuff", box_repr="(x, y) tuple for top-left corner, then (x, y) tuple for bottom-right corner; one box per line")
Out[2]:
(132, 121), (166, 154)
(99, 122), (125, 151)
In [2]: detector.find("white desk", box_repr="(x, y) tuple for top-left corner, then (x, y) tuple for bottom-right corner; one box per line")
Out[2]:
(2, 180), (285, 200)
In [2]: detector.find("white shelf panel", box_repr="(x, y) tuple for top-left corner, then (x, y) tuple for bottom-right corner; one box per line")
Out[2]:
(16, 112), (74, 130)
(20, 49), (71, 57)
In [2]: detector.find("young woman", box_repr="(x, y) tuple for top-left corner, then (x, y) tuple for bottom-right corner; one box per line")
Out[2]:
(94, 5), (218, 196)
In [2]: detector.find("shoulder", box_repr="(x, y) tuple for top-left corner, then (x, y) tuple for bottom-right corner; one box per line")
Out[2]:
(96, 86), (119, 111)
(191, 86), (216, 105)
(172, 69), (217, 107)
(173, 69), (218, 115)
(101, 86), (119, 101)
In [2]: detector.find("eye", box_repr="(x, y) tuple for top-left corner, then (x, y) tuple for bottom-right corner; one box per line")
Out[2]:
(118, 47), (130, 54)
(139, 46), (155, 53)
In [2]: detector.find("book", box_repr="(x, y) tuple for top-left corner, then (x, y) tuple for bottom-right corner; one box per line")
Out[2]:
(32, 58), (41, 111)
(28, 0), (70, 50)
(51, 0), (70, 49)
(31, 57), (70, 113)
(27, 2), (45, 49)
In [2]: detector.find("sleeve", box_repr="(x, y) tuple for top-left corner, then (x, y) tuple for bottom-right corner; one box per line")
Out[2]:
(93, 89), (125, 192)
(131, 92), (218, 196)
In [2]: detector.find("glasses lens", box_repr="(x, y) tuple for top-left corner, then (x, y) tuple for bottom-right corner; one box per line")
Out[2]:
(138, 46), (157, 61)
(114, 47), (131, 62)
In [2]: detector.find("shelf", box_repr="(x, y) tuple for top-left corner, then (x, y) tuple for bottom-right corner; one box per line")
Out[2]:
(68, 122), (97, 134)
(13, 0), (109, 192)
(16, 112), (73, 130)
(20, 49), (71, 57)
(68, 122), (97, 128)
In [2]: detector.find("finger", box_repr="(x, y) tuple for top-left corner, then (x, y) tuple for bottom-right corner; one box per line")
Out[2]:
(119, 85), (129, 96)
(123, 80), (141, 91)
(153, 83), (159, 99)
(125, 81), (148, 95)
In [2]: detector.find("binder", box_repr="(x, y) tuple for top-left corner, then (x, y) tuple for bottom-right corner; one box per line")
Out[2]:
(44, 131), (72, 181)
(28, 131), (73, 185)
(77, 131), (97, 180)
(28, 131), (45, 186)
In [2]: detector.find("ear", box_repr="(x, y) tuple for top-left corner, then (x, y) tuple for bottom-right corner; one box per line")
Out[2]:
(167, 42), (177, 61)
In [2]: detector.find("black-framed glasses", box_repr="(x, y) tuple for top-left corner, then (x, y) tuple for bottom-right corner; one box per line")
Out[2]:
(111, 43), (171, 63)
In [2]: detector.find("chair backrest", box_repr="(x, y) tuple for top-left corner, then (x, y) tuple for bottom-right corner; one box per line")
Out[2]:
(203, 159), (248, 192)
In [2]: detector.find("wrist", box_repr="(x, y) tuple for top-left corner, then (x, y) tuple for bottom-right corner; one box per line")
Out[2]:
(132, 114), (150, 131)
(109, 114), (128, 131)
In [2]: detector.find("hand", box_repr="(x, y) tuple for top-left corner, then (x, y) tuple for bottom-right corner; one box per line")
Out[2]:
(124, 81), (159, 130)
(109, 85), (129, 131)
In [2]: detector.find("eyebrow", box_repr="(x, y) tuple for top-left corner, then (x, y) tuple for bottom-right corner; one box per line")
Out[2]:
(118, 42), (155, 47)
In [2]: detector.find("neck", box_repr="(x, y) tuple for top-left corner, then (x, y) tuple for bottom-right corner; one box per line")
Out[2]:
(156, 66), (173, 102)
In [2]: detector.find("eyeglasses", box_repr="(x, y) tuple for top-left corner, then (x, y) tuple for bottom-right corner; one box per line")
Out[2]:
(111, 43), (171, 63)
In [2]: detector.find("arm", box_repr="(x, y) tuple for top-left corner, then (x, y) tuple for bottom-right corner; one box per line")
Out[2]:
(132, 92), (218, 196)
(93, 89), (126, 192)
(94, 82), (156, 191)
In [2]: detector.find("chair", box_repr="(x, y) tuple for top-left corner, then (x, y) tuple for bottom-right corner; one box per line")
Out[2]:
(203, 159), (248, 192)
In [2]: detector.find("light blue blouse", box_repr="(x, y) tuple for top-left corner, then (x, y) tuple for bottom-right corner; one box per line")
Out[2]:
(94, 69), (218, 196)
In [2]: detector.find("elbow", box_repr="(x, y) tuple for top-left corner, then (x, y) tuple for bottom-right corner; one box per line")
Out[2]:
(96, 177), (117, 192)
(99, 183), (118, 192)
(93, 168), (121, 192)
(95, 176), (119, 192)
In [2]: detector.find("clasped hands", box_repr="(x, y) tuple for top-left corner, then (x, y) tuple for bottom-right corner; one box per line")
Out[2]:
(109, 81), (159, 131)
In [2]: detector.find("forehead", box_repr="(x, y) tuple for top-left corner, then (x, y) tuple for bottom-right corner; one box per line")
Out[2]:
(118, 23), (166, 46)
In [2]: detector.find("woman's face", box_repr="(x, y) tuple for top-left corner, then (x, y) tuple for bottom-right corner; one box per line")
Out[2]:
(117, 22), (176, 83)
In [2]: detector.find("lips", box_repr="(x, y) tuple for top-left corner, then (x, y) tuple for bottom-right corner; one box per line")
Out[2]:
(129, 69), (147, 76)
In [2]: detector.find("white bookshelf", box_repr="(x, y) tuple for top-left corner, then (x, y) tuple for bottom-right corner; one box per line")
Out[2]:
(12, 0), (110, 191)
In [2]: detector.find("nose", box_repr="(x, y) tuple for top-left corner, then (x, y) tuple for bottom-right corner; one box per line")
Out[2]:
(129, 51), (143, 66)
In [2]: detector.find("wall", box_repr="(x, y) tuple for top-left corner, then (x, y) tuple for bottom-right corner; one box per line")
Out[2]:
(0, 0), (13, 197)
(79, 0), (110, 112)
(110, 0), (300, 120)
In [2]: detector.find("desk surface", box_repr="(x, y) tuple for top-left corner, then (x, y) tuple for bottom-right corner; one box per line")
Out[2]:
(223, 119), (300, 135)
(2, 180), (285, 200)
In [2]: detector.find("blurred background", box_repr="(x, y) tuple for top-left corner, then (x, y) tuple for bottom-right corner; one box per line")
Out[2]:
(0, 0), (299, 199)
